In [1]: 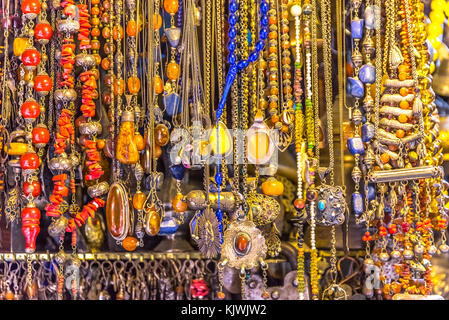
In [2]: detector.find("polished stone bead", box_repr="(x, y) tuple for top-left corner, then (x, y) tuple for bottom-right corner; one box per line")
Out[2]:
(347, 77), (364, 98)
(158, 216), (179, 235)
(352, 192), (363, 216)
(164, 92), (181, 116)
(364, 5), (376, 30)
(361, 122), (375, 142)
(165, 27), (181, 47)
(351, 18), (364, 39)
(170, 164), (185, 180)
(367, 184), (376, 201)
(359, 64), (376, 84)
(347, 136), (365, 155)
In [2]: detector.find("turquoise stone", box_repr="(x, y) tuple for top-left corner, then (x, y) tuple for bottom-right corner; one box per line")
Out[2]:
(318, 200), (326, 211)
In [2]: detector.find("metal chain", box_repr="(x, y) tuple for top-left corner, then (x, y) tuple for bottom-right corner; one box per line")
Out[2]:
(320, 0), (334, 185)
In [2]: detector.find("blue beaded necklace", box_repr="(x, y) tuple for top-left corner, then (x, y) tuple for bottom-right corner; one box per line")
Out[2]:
(214, 0), (270, 243)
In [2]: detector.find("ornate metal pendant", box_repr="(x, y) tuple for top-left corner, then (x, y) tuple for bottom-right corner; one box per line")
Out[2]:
(313, 184), (346, 226)
(247, 192), (280, 226)
(221, 219), (267, 270)
(195, 207), (221, 258)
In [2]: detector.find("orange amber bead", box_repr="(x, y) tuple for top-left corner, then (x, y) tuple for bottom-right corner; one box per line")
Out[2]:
(172, 193), (187, 213)
(101, 58), (111, 70)
(154, 144), (162, 159)
(127, 76), (141, 94)
(268, 16), (277, 24)
(269, 60), (278, 68)
(396, 129), (405, 138)
(268, 31), (277, 39)
(133, 191), (146, 210)
(91, 17), (100, 26)
(91, 40), (100, 50)
(164, 0), (179, 14)
(398, 64), (410, 73)
(134, 133), (145, 151)
(126, 20), (137, 37)
(91, 6), (100, 15)
(399, 100), (409, 109)
(398, 114), (408, 123)
(261, 178), (284, 196)
(380, 153), (390, 164)
(113, 25), (124, 40)
(113, 78), (125, 95)
(399, 87), (408, 96)
(153, 14), (162, 29)
(153, 75), (164, 94)
(91, 27), (100, 37)
(96, 139), (105, 149)
(102, 26), (111, 38)
(398, 72), (408, 81)
(122, 236), (138, 251)
(166, 61), (180, 80)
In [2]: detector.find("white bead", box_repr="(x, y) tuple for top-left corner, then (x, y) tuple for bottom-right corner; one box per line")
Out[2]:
(290, 4), (302, 17)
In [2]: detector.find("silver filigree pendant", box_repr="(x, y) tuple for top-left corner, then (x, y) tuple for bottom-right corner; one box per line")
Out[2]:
(314, 185), (346, 226)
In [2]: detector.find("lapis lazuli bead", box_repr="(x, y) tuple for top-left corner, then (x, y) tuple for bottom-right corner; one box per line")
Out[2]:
(228, 41), (236, 52)
(260, 1), (269, 14)
(351, 18), (364, 40)
(347, 77), (364, 98)
(359, 64), (376, 84)
(164, 93), (181, 116)
(237, 60), (249, 70)
(318, 200), (326, 211)
(352, 192), (363, 216)
(249, 52), (259, 62)
(347, 136), (365, 155)
(228, 54), (236, 65)
(215, 172), (223, 185)
(260, 28), (268, 40)
(261, 15), (269, 27)
(170, 164), (185, 181)
(361, 122), (374, 142)
(229, 14), (237, 26)
(256, 40), (265, 52)
(229, 1), (238, 13)
(228, 27), (237, 39)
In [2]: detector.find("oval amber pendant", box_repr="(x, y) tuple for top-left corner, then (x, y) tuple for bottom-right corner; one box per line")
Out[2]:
(208, 121), (232, 156)
(145, 208), (161, 236)
(106, 182), (130, 241)
(246, 110), (275, 164)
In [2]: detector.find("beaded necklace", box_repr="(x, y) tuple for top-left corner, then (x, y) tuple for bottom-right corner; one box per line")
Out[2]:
(215, 0), (269, 230)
